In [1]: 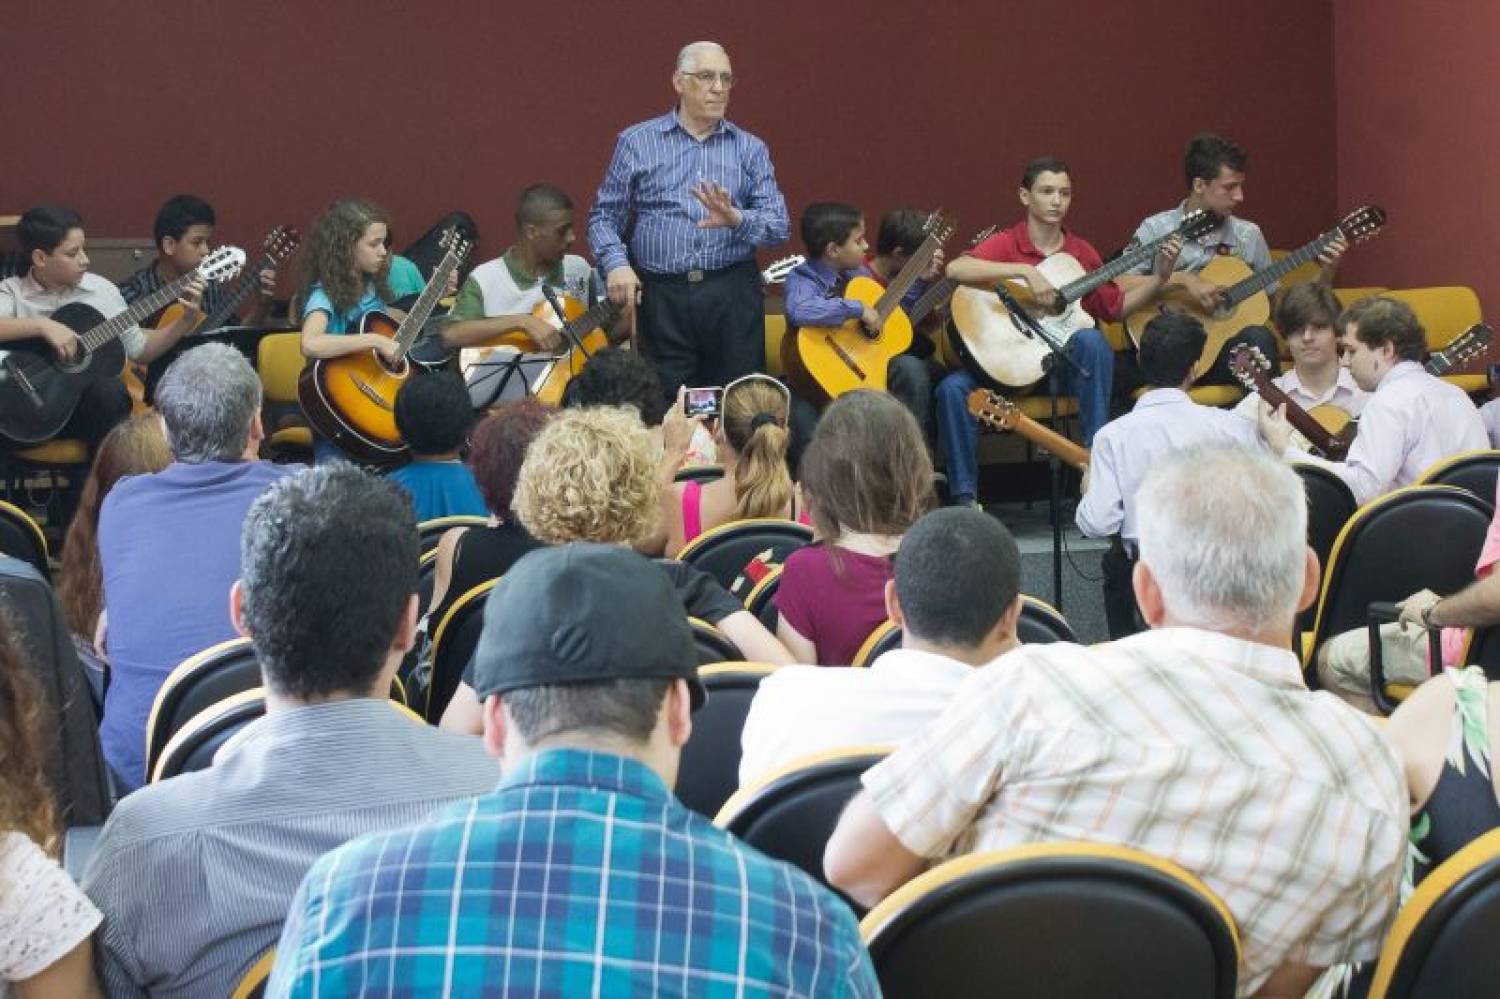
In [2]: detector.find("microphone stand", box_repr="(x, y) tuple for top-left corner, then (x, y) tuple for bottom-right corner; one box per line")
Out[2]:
(993, 284), (1091, 611)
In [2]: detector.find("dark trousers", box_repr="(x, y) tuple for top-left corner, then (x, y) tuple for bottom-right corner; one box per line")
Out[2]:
(61, 376), (132, 450)
(888, 354), (943, 441)
(1200, 324), (1279, 387)
(638, 262), (764, 402)
(1102, 536), (1145, 639)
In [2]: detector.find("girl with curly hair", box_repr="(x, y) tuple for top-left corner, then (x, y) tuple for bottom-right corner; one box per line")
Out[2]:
(0, 616), (104, 996)
(298, 198), (403, 365)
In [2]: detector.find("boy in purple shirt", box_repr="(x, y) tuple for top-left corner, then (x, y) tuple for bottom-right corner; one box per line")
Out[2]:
(783, 202), (942, 435)
(97, 343), (297, 790)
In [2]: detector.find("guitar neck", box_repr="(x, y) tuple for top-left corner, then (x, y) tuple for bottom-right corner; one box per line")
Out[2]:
(1220, 230), (1334, 309)
(1005, 411), (1090, 471)
(392, 252), (463, 356)
(83, 269), (203, 352)
(560, 298), (621, 344)
(1251, 373), (1343, 453)
(1425, 325), (1493, 375)
(1056, 230), (1173, 305)
(908, 277), (956, 325)
(874, 234), (940, 321)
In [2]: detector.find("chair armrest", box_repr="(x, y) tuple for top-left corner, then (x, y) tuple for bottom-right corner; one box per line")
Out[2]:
(1368, 602), (1442, 715)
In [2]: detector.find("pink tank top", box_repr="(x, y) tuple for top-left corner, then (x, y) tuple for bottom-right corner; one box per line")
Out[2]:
(681, 479), (810, 543)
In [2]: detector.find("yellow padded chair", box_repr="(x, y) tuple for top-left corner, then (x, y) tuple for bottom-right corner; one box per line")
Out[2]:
(850, 619), (900, 668)
(860, 842), (1241, 999)
(1334, 286), (1388, 309)
(255, 332), (313, 452)
(1367, 827), (1500, 998)
(764, 313), (787, 377)
(1385, 287), (1488, 392)
(232, 949), (275, 999)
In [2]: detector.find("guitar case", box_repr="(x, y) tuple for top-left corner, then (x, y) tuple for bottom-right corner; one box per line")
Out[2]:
(399, 211), (479, 284)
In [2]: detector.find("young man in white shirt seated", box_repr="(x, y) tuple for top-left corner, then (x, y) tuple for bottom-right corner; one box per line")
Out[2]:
(1232, 282), (1366, 432)
(737, 507), (1023, 786)
(1259, 295), (1486, 505)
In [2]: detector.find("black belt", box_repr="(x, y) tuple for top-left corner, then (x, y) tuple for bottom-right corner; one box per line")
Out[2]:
(639, 260), (755, 285)
(1111, 536), (1140, 560)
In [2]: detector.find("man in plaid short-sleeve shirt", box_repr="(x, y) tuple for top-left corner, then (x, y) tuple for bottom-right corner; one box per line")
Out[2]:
(826, 443), (1407, 998)
(270, 544), (875, 998)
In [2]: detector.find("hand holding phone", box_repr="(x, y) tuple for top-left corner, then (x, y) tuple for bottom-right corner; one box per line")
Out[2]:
(683, 386), (723, 419)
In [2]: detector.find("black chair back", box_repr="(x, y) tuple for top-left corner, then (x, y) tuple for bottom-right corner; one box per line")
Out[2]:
(677, 664), (778, 819)
(717, 748), (888, 904)
(677, 518), (813, 599)
(1419, 449), (1500, 507)
(863, 844), (1240, 999)
(145, 638), (261, 780)
(690, 617), (744, 666)
(851, 620), (901, 668)
(427, 577), (497, 722)
(416, 516), (487, 556)
(743, 564), (783, 632)
(1307, 486), (1494, 677)
(152, 689), (267, 783)
(1017, 596), (1077, 644)
(1293, 463), (1359, 633)
(0, 500), (49, 580)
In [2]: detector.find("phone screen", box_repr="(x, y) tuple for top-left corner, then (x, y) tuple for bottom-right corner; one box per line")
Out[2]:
(683, 386), (723, 418)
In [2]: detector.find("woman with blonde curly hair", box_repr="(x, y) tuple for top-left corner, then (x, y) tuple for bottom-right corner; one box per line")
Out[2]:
(439, 406), (791, 733)
(0, 617), (104, 996)
(55, 414), (171, 697)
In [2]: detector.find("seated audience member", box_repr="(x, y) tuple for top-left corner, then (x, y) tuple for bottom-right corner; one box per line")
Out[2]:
(440, 405), (791, 733)
(387, 371), (486, 521)
(82, 465), (496, 999)
(425, 400), (552, 626)
(270, 543), (877, 996)
(0, 205), (202, 451)
(0, 616), (103, 999)
(1076, 312), (1259, 639)
(1232, 282), (1367, 427)
(95, 343), (294, 792)
(1318, 479), (1500, 712)
(664, 373), (803, 558)
(1259, 296), (1486, 504)
(825, 443), (1408, 997)
(1482, 396), (1500, 450)
(55, 414), (171, 698)
(775, 390), (935, 665)
(568, 346), (714, 463)
(739, 507), (1022, 785)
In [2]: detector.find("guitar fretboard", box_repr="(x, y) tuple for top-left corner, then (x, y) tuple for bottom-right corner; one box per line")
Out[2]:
(82, 269), (204, 353)
(393, 248), (467, 358)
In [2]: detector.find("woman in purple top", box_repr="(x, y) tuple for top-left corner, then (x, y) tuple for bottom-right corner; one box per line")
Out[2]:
(775, 391), (935, 665)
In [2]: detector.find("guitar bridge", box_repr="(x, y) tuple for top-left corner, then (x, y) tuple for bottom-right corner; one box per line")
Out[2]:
(823, 333), (867, 380)
(2, 359), (43, 408)
(352, 377), (395, 411)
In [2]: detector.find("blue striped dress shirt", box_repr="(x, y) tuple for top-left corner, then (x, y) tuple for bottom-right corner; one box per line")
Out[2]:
(269, 747), (877, 997)
(588, 110), (790, 276)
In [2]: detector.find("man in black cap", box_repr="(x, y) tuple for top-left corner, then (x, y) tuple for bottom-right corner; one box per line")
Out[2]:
(269, 543), (877, 996)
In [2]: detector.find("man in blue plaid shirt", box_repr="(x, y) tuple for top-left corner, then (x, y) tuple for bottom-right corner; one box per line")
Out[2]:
(269, 544), (876, 997)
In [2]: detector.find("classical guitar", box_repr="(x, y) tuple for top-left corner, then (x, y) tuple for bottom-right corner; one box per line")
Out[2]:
(782, 212), (954, 402)
(965, 388), (1090, 472)
(1228, 323), (1494, 458)
(1124, 205), (1388, 380)
(149, 226), (302, 335)
(298, 229), (472, 464)
(0, 246), (246, 443)
(948, 209), (1220, 388)
(448, 255), (804, 407)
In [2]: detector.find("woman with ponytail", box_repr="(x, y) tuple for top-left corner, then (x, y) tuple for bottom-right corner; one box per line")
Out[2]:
(664, 374), (806, 557)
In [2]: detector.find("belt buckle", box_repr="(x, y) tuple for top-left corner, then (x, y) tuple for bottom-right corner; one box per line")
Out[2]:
(686, 269), (705, 283)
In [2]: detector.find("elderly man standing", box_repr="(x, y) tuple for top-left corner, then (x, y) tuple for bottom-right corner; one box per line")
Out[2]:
(588, 40), (790, 400)
(95, 342), (296, 791)
(825, 443), (1408, 998)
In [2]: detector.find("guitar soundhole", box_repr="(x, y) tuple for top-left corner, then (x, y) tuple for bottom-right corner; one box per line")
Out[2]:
(57, 351), (92, 376)
(377, 355), (409, 378)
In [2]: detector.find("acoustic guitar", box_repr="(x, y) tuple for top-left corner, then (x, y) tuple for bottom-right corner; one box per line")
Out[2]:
(965, 388), (1090, 472)
(947, 209), (1220, 388)
(0, 246), (246, 443)
(297, 229), (471, 464)
(1124, 205), (1388, 380)
(782, 212), (953, 402)
(1228, 322), (1494, 459)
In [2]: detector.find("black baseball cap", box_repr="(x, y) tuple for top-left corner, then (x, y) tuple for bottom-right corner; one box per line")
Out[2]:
(470, 543), (706, 710)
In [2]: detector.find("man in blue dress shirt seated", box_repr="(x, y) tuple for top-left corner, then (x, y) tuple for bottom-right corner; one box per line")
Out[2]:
(588, 40), (790, 402)
(269, 543), (877, 997)
(83, 465), (497, 999)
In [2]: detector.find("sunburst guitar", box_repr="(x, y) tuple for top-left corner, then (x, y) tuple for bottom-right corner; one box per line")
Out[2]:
(298, 228), (471, 464)
(1124, 205), (1387, 381)
(782, 213), (953, 402)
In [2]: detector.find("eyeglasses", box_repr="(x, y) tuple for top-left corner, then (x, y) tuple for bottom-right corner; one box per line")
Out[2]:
(682, 70), (735, 88)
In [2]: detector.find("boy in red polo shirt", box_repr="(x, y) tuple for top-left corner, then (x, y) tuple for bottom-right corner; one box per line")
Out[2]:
(934, 156), (1176, 506)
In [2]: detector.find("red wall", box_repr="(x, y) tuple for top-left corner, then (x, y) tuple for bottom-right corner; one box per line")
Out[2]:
(1334, 0), (1500, 318)
(8, 2), (1335, 288)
